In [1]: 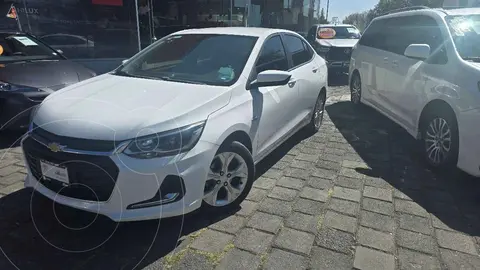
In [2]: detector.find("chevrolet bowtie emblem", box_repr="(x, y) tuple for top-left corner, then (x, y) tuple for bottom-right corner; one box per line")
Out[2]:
(47, 142), (64, 153)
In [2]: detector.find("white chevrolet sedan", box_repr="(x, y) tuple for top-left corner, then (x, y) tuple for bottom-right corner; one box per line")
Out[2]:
(23, 27), (328, 222)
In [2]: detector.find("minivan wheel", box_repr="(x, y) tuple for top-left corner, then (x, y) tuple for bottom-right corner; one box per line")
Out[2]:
(421, 110), (459, 169)
(350, 73), (361, 104)
(306, 91), (326, 134)
(202, 141), (254, 212)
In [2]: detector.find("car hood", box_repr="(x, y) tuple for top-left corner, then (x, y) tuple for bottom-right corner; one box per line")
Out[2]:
(0, 59), (94, 89)
(316, 39), (359, 47)
(33, 74), (232, 141)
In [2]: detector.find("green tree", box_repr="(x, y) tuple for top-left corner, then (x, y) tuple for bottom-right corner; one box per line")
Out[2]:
(318, 8), (329, 24)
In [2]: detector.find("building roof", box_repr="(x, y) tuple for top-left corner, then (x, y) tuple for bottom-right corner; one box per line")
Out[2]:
(174, 27), (296, 37)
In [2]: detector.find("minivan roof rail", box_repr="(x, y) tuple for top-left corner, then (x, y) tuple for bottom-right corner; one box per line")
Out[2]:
(383, 6), (430, 15)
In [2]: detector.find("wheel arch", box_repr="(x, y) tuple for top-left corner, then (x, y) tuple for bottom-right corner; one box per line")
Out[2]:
(417, 99), (458, 139)
(220, 130), (253, 154)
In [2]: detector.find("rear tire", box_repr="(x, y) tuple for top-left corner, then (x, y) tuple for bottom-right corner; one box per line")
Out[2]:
(202, 141), (254, 213)
(420, 109), (459, 169)
(350, 72), (362, 105)
(306, 91), (326, 134)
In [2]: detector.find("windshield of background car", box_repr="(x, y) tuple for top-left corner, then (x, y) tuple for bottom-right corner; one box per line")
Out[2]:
(0, 34), (62, 62)
(446, 14), (480, 61)
(317, 26), (361, 39)
(117, 34), (258, 86)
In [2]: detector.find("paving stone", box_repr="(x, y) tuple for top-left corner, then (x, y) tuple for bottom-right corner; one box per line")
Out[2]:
(277, 176), (305, 190)
(234, 228), (273, 254)
(264, 249), (307, 270)
(284, 168), (311, 180)
(310, 247), (353, 270)
(398, 248), (441, 270)
(0, 182), (24, 195)
(272, 160), (289, 170)
(335, 176), (363, 190)
(365, 177), (392, 189)
(315, 227), (355, 254)
(332, 186), (361, 202)
(307, 177), (332, 190)
(191, 229), (234, 253)
(315, 159), (341, 172)
(246, 212), (283, 234)
(285, 212), (317, 233)
(295, 153), (319, 162)
(395, 200), (429, 217)
(0, 166), (20, 177)
(293, 198), (324, 215)
(291, 159), (314, 170)
(399, 214), (431, 235)
(342, 160), (369, 169)
(245, 188), (267, 202)
(397, 229), (436, 255)
(363, 186), (392, 202)
(357, 227), (395, 253)
(299, 187), (328, 202)
(253, 177), (277, 190)
(394, 189), (419, 201)
(360, 211), (395, 233)
(168, 250), (215, 270)
(268, 186), (298, 201)
(216, 248), (261, 270)
(258, 198), (293, 217)
(324, 148), (346, 156)
(319, 153), (344, 163)
(436, 229), (478, 255)
(440, 248), (480, 270)
(312, 168), (337, 180)
(328, 198), (359, 217)
(353, 246), (395, 270)
(209, 215), (246, 234)
(236, 200), (257, 217)
(274, 228), (315, 255)
(323, 211), (357, 233)
(362, 198), (394, 216)
(0, 172), (25, 186)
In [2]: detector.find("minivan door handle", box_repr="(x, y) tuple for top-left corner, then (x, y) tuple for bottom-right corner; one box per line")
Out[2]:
(392, 60), (399, 67)
(288, 80), (296, 88)
(383, 57), (389, 64)
(312, 67), (318, 73)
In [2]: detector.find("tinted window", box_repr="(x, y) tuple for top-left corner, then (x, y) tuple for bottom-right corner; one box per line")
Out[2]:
(0, 34), (62, 62)
(359, 20), (387, 50)
(447, 14), (480, 61)
(256, 35), (289, 73)
(283, 35), (312, 67)
(118, 34), (258, 86)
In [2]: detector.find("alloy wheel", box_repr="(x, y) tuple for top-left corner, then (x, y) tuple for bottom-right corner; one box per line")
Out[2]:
(425, 117), (452, 165)
(351, 75), (361, 103)
(203, 152), (248, 207)
(314, 96), (325, 129)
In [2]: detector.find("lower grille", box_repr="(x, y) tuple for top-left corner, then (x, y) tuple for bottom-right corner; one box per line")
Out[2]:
(327, 47), (352, 61)
(23, 136), (119, 202)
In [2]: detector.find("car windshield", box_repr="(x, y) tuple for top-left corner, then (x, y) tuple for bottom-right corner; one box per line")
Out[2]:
(318, 26), (361, 39)
(0, 33), (62, 62)
(446, 14), (480, 62)
(116, 34), (258, 86)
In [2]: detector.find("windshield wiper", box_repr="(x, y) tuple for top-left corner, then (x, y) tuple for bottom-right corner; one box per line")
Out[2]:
(160, 76), (207, 85)
(463, 56), (480, 63)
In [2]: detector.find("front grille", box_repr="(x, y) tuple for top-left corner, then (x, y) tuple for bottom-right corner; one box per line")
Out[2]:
(23, 136), (119, 202)
(327, 47), (352, 61)
(31, 123), (120, 152)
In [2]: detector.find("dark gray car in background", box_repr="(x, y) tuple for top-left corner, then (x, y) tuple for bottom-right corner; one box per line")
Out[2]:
(0, 32), (96, 130)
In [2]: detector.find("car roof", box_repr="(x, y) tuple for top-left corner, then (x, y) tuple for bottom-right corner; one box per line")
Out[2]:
(174, 27), (298, 38)
(375, 7), (480, 21)
(443, 7), (480, 15)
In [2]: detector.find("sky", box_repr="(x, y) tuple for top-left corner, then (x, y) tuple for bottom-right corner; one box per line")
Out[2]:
(320, 0), (378, 21)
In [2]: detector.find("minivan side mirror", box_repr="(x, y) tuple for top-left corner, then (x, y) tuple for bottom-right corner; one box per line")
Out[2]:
(404, 44), (431, 60)
(250, 70), (291, 89)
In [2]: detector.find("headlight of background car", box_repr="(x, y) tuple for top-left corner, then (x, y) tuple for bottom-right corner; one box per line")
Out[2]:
(123, 121), (205, 159)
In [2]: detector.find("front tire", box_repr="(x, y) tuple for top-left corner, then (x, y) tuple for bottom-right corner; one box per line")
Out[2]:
(306, 91), (326, 134)
(202, 141), (254, 213)
(350, 72), (361, 105)
(421, 109), (459, 169)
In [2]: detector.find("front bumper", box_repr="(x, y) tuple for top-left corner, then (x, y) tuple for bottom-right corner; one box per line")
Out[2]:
(22, 135), (218, 222)
(456, 108), (480, 177)
(0, 92), (47, 130)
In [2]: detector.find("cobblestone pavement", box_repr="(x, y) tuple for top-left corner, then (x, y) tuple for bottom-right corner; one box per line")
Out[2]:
(1, 78), (480, 269)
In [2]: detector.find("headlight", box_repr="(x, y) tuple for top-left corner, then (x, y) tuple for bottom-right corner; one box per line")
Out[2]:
(123, 121), (205, 159)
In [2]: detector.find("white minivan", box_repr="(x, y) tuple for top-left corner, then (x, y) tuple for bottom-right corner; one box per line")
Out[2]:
(349, 6), (480, 176)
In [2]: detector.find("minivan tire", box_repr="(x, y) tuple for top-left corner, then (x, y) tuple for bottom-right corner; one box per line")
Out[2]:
(350, 72), (362, 105)
(202, 141), (254, 213)
(421, 109), (459, 170)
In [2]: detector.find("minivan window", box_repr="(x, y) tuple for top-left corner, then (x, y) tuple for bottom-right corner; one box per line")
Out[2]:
(255, 35), (289, 73)
(358, 20), (387, 50)
(117, 34), (258, 86)
(446, 14), (480, 62)
(283, 35), (312, 68)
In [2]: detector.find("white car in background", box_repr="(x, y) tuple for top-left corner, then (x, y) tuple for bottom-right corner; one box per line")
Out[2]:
(23, 27), (328, 221)
(349, 6), (480, 176)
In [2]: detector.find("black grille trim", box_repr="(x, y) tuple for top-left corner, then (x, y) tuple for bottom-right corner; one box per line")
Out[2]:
(31, 123), (123, 152)
(326, 47), (352, 61)
(23, 136), (119, 202)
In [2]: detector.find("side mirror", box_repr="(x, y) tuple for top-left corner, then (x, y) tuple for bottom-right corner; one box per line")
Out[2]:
(404, 44), (430, 60)
(122, 59), (129, 65)
(250, 70), (291, 89)
(56, 49), (63, 55)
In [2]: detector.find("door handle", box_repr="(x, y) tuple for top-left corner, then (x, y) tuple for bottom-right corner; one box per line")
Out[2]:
(288, 81), (296, 88)
(392, 60), (398, 67)
(312, 68), (318, 73)
(383, 57), (389, 63)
